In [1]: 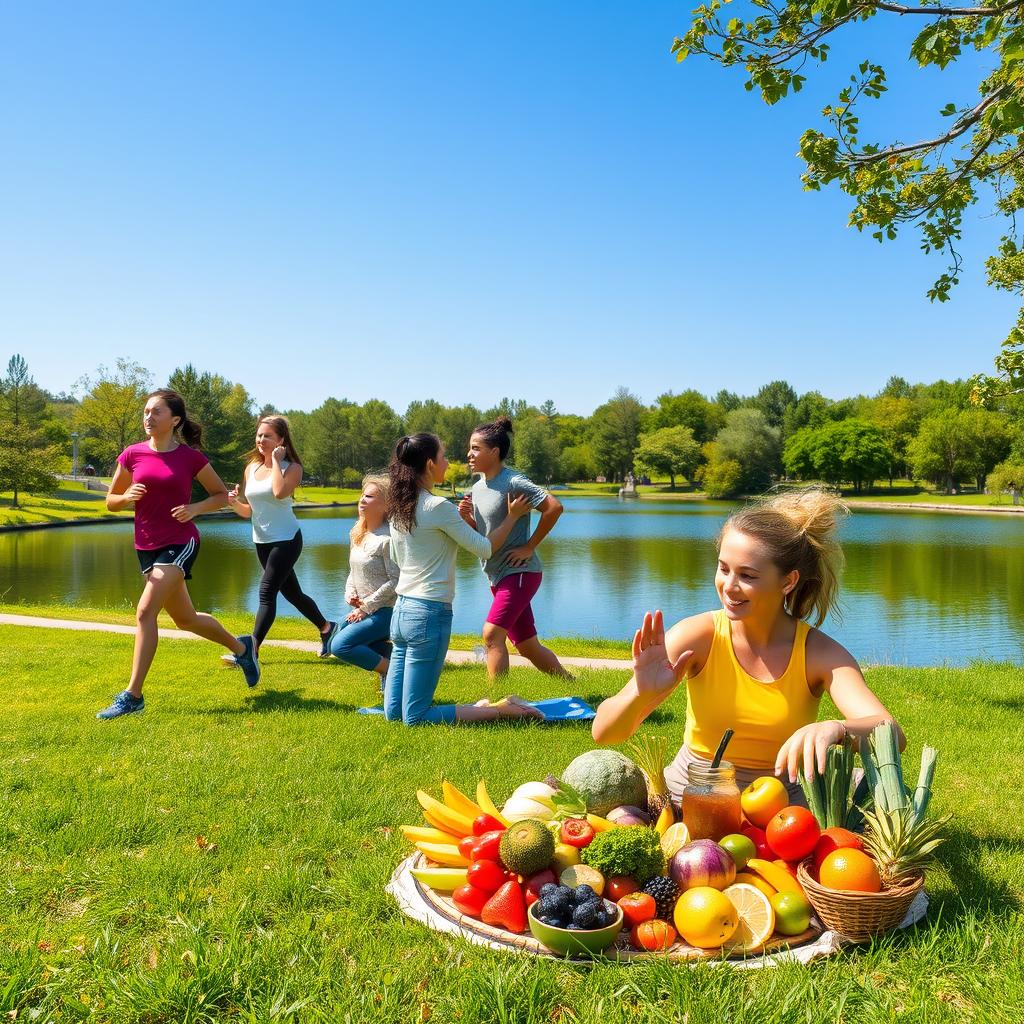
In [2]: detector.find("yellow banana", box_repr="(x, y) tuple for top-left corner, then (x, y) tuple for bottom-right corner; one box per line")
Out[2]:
(476, 779), (511, 827)
(441, 780), (484, 820)
(586, 813), (616, 832)
(416, 789), (474, 837)
(415, 842), (471, 867)
(400, 825), (458, 845)
(654, 805), (675, 836)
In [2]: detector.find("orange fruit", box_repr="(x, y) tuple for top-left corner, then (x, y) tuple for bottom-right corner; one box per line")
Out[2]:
(673, 886), (739, 949)
(818, 848), (882, 893)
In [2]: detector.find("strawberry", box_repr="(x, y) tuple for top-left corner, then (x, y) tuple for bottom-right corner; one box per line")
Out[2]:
(452, 884), (490, 919)
(481, 879), (527, 933)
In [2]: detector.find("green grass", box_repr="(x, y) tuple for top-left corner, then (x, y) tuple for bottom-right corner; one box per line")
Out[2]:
(0, 601), (634, 660)
(0, 483), (130, 528)
(1, 625), (1022, 1022)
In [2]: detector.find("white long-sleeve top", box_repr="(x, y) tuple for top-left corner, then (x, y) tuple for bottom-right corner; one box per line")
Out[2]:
(344, 524), (400, 614)
(389, 491), (492, 604)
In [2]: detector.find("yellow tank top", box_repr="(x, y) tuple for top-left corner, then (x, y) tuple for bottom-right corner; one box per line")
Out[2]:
(683, 610), (821, 770)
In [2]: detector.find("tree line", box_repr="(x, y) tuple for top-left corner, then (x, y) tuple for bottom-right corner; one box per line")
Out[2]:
(3, 354), (1024, 508)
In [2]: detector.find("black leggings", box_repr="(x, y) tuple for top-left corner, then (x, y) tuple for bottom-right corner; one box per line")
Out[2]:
(253, 531), (327, 645)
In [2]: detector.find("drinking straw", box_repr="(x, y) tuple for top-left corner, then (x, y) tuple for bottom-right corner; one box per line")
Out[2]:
(710, 728), (734, 769)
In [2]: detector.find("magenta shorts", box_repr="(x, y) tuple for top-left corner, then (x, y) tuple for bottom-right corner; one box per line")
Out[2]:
(486, 572), (542, 646)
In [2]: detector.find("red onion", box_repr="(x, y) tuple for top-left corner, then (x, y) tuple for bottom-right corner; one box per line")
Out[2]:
(669, 840), (737, 891)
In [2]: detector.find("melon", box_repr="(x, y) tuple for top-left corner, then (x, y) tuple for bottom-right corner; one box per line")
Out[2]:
(560, 750), (648, 817)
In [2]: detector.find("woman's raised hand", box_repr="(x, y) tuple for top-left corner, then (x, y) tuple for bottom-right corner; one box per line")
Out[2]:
(632, 610), (692, 697)
(272, 445), (287, 462)
(507, 493), (531, 519)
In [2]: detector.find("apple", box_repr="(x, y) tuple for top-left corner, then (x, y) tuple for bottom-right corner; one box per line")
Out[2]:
(740, 823), (773, 860)
(739, 776), (789, 828)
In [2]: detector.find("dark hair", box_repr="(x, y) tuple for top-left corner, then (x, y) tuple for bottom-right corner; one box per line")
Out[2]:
(246, 415), (302, 468)
(388, 433), (441, 533)
(472, 416), (514, 460)
(148, 389), (202, 448)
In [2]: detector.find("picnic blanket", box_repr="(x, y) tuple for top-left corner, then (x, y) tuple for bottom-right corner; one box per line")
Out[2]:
(358, 696), (596, 720)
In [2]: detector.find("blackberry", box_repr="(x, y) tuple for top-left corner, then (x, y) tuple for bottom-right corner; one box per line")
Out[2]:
(573, 884), (596, 904)
(641, 876), (680, 919)
(572, 902), (598, 928)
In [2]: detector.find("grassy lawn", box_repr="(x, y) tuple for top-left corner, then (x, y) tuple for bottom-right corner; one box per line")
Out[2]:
(1, 624), (1021, 1022)
(0, 483), (130, 528)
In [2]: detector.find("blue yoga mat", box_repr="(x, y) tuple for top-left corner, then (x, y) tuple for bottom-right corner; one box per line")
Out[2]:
(357, 696), (595, 721)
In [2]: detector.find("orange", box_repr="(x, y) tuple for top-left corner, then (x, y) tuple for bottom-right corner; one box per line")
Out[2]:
(673, 886), (739, 949)
(818, 848), (882, 893)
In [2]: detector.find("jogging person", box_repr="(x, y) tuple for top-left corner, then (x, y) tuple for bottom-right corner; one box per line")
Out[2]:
(98, 389), (259, 719)
(226, 415), (334, 659)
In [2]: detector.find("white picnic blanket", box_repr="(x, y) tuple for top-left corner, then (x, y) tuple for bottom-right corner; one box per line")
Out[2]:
(387, 855), (929, 969)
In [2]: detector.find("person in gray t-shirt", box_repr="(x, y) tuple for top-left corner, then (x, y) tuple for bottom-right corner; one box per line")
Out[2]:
(459, 417), (571, 680)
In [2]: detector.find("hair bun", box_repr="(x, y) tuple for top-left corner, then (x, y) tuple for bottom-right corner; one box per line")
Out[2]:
(495, 416), (514, 433)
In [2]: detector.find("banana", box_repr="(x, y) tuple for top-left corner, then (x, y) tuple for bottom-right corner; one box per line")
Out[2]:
(410, 866), (469, 892)
(654, 805), (675, 836)
(416, 789), (474, 837)
(441, 780), (484, 820)
(475, 779), (511, 827)
(415, 842), (471, 867)
(586, 813), (616, 832)
(400, 825), (459, 845)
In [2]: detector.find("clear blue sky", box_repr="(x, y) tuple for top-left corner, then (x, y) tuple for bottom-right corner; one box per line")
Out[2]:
(3, 2), (1013, 415)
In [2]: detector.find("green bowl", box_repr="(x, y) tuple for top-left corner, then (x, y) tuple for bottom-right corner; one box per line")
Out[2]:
(528, 899), (623, 957)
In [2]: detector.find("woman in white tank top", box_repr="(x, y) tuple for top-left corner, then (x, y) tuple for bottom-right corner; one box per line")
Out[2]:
(227, 416), (334, 659)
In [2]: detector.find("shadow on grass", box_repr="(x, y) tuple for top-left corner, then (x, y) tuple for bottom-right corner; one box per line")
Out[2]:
(928, 827), (1024, 922)
(982, 695), (1024, 713)
(192, 689), (359, 715)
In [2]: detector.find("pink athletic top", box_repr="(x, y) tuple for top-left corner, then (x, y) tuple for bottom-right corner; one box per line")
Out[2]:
(117, 442), (209, 550)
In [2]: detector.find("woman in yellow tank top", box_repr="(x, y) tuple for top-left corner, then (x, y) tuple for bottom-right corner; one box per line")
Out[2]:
(593, 488), (903, 804)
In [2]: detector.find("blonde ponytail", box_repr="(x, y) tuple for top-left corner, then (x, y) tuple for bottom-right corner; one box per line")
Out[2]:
(721, 487), (848, 626)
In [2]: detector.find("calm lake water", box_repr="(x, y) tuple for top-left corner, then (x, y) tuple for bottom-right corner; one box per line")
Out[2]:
(3, 499), (1022, 666)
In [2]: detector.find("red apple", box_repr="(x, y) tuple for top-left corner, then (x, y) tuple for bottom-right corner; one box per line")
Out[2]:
(740, 823), (773, 860)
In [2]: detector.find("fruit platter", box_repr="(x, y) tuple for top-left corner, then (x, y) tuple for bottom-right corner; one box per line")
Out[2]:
(388, 726), (941, 963)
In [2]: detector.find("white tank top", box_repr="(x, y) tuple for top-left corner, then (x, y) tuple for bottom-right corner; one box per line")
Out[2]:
(246, 461), (300, 544)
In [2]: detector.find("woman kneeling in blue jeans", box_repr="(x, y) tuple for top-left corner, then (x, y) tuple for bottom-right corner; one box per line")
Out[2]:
(329, 475), (398, 682)
(385, 433), (544, 725)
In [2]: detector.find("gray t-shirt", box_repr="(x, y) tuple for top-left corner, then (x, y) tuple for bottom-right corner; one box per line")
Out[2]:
(471, 466), (548, 585)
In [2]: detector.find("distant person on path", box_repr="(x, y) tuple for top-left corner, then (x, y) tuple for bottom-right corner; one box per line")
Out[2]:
(226, 416), (334, 659)
(98, 389), (260, 720)
(592, 488), (903, 802)
(458, 417), (569, 680)
(328, 474), (399, 684)
(385, 432), (544, 725)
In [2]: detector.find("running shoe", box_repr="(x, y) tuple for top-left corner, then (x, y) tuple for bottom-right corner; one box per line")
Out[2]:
(96, 690), (145, 720)
(235, 635), (261, 688)
(220, 653), (238, 667)
(319, 621), (338, 658)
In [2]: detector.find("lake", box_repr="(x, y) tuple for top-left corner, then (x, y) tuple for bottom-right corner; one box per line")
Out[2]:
(2, 498), (1022, 666)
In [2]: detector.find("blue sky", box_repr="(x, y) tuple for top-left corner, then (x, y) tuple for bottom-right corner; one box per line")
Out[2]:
(2, 2), (1013, 415)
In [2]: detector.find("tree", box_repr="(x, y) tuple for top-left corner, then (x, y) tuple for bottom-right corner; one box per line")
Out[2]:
(514, 415), (561, 483)
(403, 399), (445, 436)
(351, 399), (403, 472)
(634, 425), (702, 489)
(675, 6), (1024, 379)
(436, 404), (483, 462)
(715, 407), (781, 493)
(558, 442), (598, 482)
(302, 398), (356, 485)
(698, 442), (744, 498)
(0, 355), (62, 506)
(987, 459), (1024, 501)
(908, 407), (1009, 493)
(865, 394), (924, 484)
(783, 419), (891, 491)
(444, 460), (471, 495)
(650, 389), (725, 443)
(73, 359), (151, 474)
(590, 387), (646, 481)
(751, 380), (798, 431)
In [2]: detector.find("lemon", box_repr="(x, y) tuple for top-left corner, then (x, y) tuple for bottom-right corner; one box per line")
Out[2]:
(721, 882), (775, 954)
(673, 886), (739, 949)
(660, 821), (691, 859)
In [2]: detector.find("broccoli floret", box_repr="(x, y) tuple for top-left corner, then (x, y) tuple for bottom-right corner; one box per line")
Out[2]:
(579, 826), (666, 885)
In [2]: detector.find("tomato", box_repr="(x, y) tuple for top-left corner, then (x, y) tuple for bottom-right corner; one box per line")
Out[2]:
(605, 876), (640, 902)
(618, 892), (657, 927)
(452, 883), (490, 918)
(765, 806), (821, 863)
(458, 835), (478, 860)
(630, 919), (677, 951)
(559, 818), (596, 848)
(471, 829), (504, 863)
(812, 827), (864, 873)
(466, 859), (507, 894)
(472, 813), (505, 837)
(739, 823), (773, 860)
(739, 776), (789, 828)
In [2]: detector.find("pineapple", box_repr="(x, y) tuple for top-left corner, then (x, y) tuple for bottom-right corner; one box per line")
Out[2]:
(627, 734), (673, 819)
(858, 724), (950, 887)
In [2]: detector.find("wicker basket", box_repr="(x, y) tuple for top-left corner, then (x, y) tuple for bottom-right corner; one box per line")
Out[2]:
(797, 861), (924, 943)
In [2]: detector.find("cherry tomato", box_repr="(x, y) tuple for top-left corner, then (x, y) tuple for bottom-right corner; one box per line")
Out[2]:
(559, 818), (596, 848)
(467, 859), (506, 894)
(606, 876), (640, 902)
(472, 813), (505, 837)
(765, 806), (821, 863)
(451, 883), (490, 918)
(458, 835), (478, 860)
(618, 892), (657, 928)
(471, 829), (504, 863)
(631, 919), (677, 951)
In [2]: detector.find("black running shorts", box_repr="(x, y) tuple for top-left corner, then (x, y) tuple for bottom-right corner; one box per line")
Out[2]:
(136, 538), (200, 580)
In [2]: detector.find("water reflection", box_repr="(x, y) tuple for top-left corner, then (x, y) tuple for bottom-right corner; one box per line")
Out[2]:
(1, 500), (1021, 666)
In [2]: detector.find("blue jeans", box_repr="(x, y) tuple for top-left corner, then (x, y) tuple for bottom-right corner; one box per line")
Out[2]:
(330, 606), (393, 672)
(384, 596), (456, 725)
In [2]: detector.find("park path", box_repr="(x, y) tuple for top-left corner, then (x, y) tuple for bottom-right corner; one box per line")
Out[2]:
(0, 613), (632, 671)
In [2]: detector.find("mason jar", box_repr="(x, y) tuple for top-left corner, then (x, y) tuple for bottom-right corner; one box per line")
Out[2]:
(681, 761), (742, 841)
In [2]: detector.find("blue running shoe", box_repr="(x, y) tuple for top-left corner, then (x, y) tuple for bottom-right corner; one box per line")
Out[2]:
(235, 635), (261, 688)
(319, 621), (338, 658)
(97, 690), (144, 720)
